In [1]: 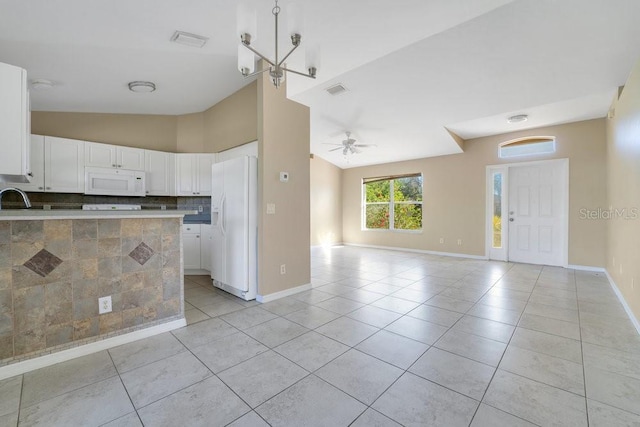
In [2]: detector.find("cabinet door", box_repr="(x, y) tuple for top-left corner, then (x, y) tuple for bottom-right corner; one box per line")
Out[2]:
(85, 142), (116, 168)
(0, 62), (29, 179)
(183, 233), (201, 270)
(0, 135), (44, 191)
(200, 224), (212, 272)
(175, 154), (197, 196)
(145, 150), (174, 196)
(117, 146), (145, 170)
(45, 137), (85, 193)
(196, 154), (215, 196)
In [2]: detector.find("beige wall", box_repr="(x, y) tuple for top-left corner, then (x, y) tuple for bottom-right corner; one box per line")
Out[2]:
(257, 73), (311, 296)
(310, 155), (343, 246)
(203, 81), (258, 153)
(31, 112), (178, 152)
(176, 113), (205, 153)
(606, 59), (640, 319)
(32, 81), (258, 155)
(343, 119), (607, 267)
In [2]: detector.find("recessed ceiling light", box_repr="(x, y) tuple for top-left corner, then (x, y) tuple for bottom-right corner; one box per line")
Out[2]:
(326, 84), (348, 96)
(31, 79), (55, 90)
(508, 114), (528, 123)
(128, 81), (156, 93)
(170, 31), (209, 48)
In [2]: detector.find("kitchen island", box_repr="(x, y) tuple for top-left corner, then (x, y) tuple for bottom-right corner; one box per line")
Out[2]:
(0, 209), (196, 373)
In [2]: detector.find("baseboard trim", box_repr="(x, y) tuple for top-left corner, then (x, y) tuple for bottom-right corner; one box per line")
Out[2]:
(184, 269), (210, 275)
(604, 270), (640, 336)
(567, 264), (606, 272)
(257, 283), (312, 303)
(0, 318), (186, 381)
(343, 243), (488, 260)
(310, 243), (345, 249)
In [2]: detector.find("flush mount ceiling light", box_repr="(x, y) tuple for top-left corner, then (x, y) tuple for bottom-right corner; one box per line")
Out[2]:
(170, 31), (208, 48)
(128, 81), (156, 93)
(508, 114), (529, 123)
(237, 0), (319, 88)
(31, 79), (55, 90)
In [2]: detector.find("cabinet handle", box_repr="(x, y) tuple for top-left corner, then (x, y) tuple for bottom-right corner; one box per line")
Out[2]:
(112, 164), (116, 167)
(196, 235), (200, 238)
(38, 187), (43, 190)
(46, 187), (51, 190)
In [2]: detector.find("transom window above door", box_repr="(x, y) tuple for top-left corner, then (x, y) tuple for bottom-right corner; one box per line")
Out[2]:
(362, 174), (423, 231)
(499, 136), (556, 158)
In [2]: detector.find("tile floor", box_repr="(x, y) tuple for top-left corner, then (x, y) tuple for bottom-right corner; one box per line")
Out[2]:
(2, 246), (640, 426)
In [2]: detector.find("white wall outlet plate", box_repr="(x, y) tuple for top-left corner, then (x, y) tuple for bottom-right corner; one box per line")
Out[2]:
(99, 296), (112, 314)
(279, 171), (289, 182)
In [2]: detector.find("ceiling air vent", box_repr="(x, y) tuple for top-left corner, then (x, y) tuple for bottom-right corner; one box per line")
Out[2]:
(170, 31), (209, 48)
(325, 84), (348, 96)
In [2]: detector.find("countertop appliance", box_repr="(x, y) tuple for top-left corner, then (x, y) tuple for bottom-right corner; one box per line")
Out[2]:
(82, 204), (142, 210)
(211, 156), (258, 301)
(85, 166), (145, 197)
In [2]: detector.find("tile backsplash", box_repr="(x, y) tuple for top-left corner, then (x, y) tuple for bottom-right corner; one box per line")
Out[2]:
(0, 192), (178, 210)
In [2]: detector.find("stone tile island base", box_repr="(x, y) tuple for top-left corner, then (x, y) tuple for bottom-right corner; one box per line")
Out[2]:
(0, 216), (185, 366)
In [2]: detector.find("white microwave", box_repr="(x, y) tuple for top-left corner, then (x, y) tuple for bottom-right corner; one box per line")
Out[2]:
(85, 167), (146, 197)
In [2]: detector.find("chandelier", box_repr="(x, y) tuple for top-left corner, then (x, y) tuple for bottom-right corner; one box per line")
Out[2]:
(237, 0), (317, 88)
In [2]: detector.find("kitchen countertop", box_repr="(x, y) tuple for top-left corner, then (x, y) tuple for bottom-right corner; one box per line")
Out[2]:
(0, 209), (198, 220)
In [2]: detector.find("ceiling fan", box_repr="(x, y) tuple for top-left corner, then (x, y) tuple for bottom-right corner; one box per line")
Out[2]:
(323, 132), (376, 155)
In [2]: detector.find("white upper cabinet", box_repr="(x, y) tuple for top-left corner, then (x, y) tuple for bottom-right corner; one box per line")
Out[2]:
(45, 136), (85, 193)
(85, 141), (144, 170)
(176, 153), (215, 196)
(0, 62), (30, 183)
(1, 135), (84, 193)
(144, 149), (175, 196)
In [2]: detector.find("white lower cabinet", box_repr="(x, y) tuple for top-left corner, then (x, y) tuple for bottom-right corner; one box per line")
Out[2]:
(182, 224), (212, 273)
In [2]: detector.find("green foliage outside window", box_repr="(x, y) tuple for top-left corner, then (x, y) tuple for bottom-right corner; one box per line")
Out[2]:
(364, 175), (423, 230)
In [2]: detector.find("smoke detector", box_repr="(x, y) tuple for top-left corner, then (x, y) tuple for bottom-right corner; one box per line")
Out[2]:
(31, 79), (55, 90)
(128, 81), (156, 93)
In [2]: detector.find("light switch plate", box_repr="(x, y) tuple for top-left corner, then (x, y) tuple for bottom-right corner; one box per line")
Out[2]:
(266, 203), (276, 215)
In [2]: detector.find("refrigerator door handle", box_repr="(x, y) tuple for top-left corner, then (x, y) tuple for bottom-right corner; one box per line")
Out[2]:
(220, 194), (226, 236)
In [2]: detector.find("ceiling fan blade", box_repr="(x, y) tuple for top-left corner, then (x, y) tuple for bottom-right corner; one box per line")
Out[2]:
(354, 144), (377, 147)
(322, 143), (343, 146)
(329, 147), (343, 152)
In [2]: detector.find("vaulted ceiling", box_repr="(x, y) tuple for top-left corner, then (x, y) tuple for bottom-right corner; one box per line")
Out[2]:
(1, 0), (639, 168)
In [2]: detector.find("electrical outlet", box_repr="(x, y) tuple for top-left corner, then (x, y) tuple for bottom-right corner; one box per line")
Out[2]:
(267, 203), (276, 215)
(98, 296), (112, 314)
(457, 239), (462, 246)
(198, 205), (204, 212)
(280, 264), (286, 275)
(439, 238), (444, 244)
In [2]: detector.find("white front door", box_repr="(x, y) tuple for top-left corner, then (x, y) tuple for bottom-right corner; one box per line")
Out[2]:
(507, 160), (567, 266)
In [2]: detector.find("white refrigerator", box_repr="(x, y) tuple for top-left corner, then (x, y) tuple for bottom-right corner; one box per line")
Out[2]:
(210, 156), (258, 300)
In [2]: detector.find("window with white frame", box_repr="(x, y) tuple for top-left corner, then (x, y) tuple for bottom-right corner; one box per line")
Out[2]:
(362, 174), (423, 231)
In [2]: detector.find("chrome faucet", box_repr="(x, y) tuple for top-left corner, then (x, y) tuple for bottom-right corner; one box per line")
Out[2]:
(0, 187), (32, 210)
